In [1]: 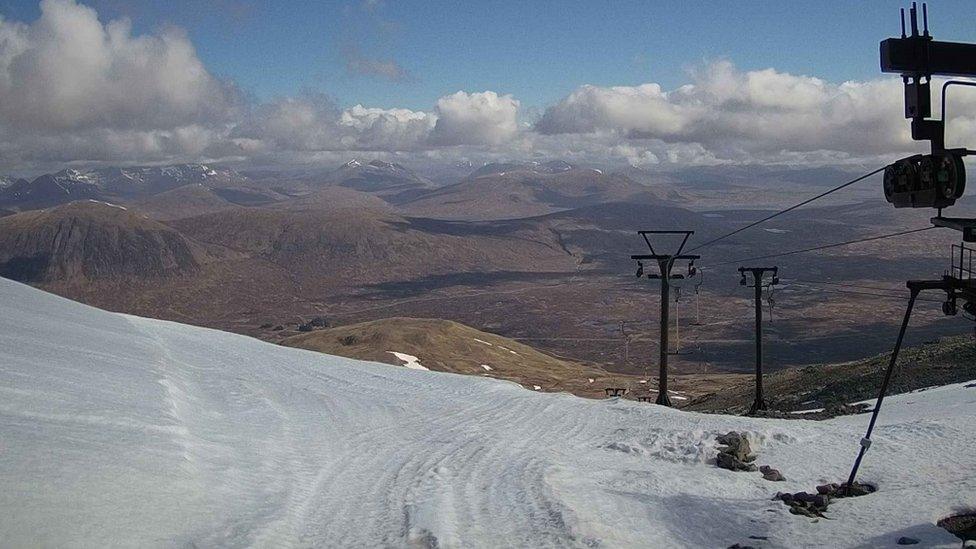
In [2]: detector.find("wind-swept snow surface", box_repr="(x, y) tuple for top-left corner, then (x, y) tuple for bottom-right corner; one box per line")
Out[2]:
(0, 277), (974, 548)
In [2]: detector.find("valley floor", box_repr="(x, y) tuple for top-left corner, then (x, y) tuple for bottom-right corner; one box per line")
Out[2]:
(1, 277), (974, 548)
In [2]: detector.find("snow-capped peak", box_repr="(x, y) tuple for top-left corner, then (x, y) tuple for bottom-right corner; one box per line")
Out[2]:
(367, 160), (398, 171)
(55, 169), (98, 184)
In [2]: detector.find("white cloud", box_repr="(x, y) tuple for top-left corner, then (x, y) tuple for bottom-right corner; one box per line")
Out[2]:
(0, 125), (233, 164)
(535, 60), (976, 160)
(535, 83), (691, 137)
(234, 90), (521, 155)
(0, 1), (972, 172)
(429, 91), (520, 146)
(0, 0), (241, 169)
(233, 95), (341, 152)
(232, 95), (435, 153)
(340, 105), (434, 150)
(0, 0), (238, 132)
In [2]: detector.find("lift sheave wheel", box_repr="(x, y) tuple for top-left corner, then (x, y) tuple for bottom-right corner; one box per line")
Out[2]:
(930, 153), (966, 200)
(884, 152), (965, 209)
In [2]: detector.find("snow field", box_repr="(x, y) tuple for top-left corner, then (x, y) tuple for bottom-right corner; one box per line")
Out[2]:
(0, 277), (973, 547)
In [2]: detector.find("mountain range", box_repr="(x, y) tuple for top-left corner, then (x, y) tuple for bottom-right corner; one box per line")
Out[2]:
(324, 159), (435, 204)
(0, 158), (966, 379)
(0, 164), (246, 211)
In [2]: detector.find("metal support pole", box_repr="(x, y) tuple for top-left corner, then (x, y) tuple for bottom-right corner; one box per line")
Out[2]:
(695, 290), (701, 325)
(658, 259), (672, 406)
(741, 266), (777, 415)
(961, 244), (966, 279)
(673, 293), (681, 354)
(750, 272), (766, 414)
(631, 230), (698, 408)
(844, 287), (920, 495)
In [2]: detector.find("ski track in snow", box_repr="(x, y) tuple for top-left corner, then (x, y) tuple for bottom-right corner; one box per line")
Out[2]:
(0, 277), (974, 548)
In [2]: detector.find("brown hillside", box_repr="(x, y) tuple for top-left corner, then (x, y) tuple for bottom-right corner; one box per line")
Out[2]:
(169, 206), (578, 285)
(0, 200), (204, 283)
(400, 168), (663, 220)
(686, 335), (976, 415)
(282, 317), (620, 397)
(281, 317), (743, 400)
(134, 184), (242, 220)
(273, 186), (396, 214)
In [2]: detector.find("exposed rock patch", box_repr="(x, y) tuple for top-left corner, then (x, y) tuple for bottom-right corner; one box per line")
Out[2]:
(759, 465), (785, 482)
(774, 482), (876, 518)
(938, 512), (976, 543)
(715, 431), (757, 472)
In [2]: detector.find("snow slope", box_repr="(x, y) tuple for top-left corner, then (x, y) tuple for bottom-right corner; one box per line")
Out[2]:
(0, 277), (974, 548)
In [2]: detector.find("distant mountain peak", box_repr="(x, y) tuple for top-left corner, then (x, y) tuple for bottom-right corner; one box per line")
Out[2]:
(0, 163), (245, 210)
(160, 163), (223, 179)
(53, 168), (98, 184)
(467, 160), (577, 179)
(328, 159), (430, 204)
(542, 160), (574, 173)
(339, 158), (408, 173)
(0, 176), (23, 189)
(365, 159), (410, 173)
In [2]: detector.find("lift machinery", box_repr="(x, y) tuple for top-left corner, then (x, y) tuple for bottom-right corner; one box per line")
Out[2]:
(846, 2), (976, 495)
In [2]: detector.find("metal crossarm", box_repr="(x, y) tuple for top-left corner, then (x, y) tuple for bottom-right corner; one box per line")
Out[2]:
(630, 254), (700, 261)
(638, 230), (694, 257)
(932, 217), (976, 242)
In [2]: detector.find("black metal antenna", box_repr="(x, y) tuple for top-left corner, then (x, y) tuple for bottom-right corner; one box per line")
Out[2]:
(882, 2), (976, 158)
(922, 2), (928, 37)
(909, 2), (919, 37)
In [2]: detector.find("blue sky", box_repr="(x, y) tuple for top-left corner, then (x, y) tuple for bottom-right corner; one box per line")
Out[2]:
(3, 0), (975, 112)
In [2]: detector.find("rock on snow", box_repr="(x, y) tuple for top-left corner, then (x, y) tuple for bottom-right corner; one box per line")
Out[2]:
(0, 277), (973, 547)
